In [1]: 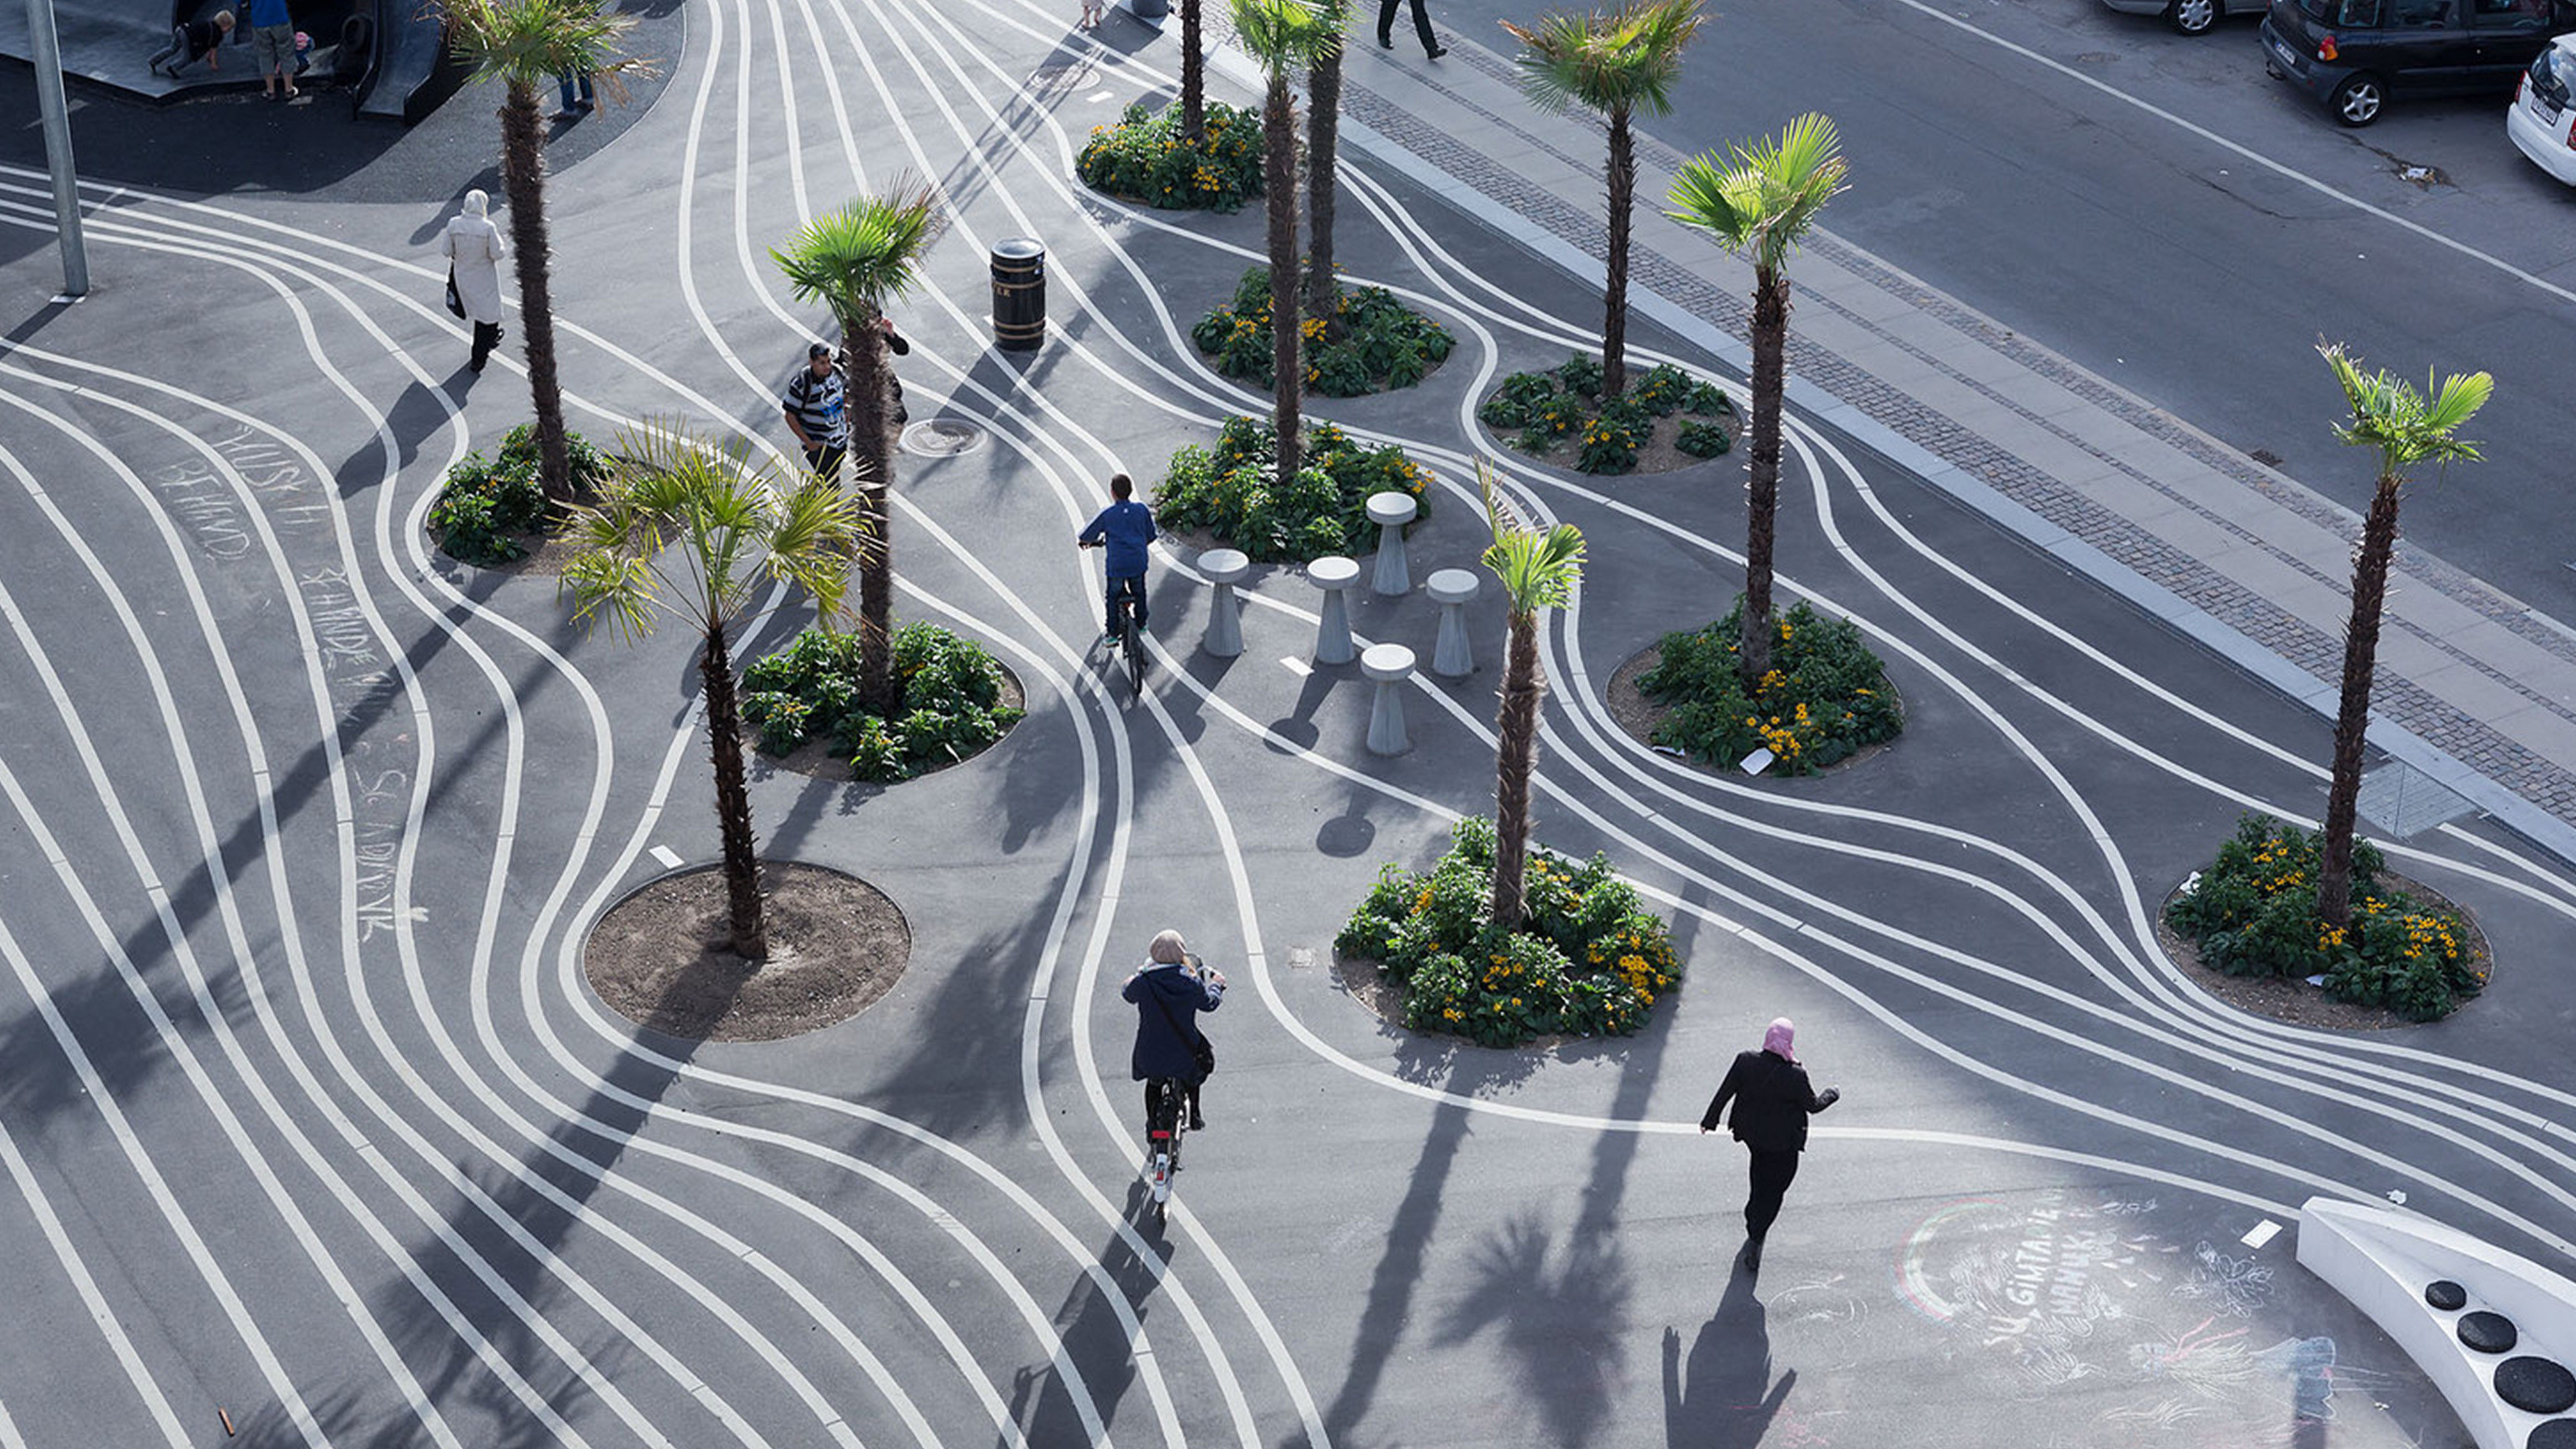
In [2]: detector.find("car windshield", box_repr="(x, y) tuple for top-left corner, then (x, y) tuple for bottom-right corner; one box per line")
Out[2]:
(2298, 0), (2383, 21)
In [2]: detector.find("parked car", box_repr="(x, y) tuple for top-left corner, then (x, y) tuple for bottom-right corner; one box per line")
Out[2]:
(2102, 0), (2269, 36)
(2261, 0), (2576, 125)
(2506, 33), (2576, 180)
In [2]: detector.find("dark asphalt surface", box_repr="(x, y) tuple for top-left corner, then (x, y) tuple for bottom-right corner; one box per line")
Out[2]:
(0, 1), (2569, 1445)
(1436, 0), (2576, 622)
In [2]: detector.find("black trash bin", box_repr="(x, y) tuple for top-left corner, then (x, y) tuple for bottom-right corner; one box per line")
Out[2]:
(991, 237), (1046, 352)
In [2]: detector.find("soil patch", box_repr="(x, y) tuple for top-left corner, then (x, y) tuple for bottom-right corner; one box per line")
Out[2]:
(585, 861), (910, 1042)
(1604, 643), (1899, 777)
(748, 660), (1027, 784)
(2154, 868), (2491, 1031)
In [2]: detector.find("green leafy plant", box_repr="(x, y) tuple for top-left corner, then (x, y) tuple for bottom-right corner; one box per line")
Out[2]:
(1575, 410), (1644, 474)
(1190, 266), (1452, 395)
(1676, 418), (1733, 457)
(1684, 379), (1735, 417)
(1077, 100), (1265, 211)
(428, 425), (612, 566)
(1334, 817), (1683, 1046)
(1154, 416), (1433, 562)
(741, 621), (1023, 781)
(2166, 814), (2483, 1020)
(1479, 371), (1563, 429)
(1640, 598), (1900, 773)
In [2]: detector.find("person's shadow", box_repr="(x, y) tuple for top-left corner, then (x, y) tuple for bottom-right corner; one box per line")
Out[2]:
(1662, 1261), (1795, 1449)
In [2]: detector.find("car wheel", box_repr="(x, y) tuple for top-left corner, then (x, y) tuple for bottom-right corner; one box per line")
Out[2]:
(2168, 0), (2218, 34)
(2330, 73), (2384, 125)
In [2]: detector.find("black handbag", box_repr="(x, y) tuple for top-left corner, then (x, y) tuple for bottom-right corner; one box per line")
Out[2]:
(1146, 975), (1215, 1081)
(444, 266), (466, 320)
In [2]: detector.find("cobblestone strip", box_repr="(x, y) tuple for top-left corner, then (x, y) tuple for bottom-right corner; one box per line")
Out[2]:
(1336, 70), (2576, 831)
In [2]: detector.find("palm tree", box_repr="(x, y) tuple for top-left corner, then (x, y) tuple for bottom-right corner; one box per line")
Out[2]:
(559, 425), (859, 961)
(1304, 0), (1354, 339)
(447, 0), (642, 504)
(1180, 0), (1207, 142)
(2312, 342), (2490, 928)
(772, 180), (938, 716)
(1477, 461), (1586, 929)
(1230, 0), (1341, 486)
(1666, 112), (1847, 686)
(1502, 0), (1702, 402)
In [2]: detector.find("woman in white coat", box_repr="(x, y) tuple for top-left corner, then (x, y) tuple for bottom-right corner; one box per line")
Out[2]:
(441, 189), (509, 374)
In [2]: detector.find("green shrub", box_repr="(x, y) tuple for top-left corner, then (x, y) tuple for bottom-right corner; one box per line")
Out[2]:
(1077, 101), (1263, 211)
(1190, 267), (1451, 395)
(2165, 814), (2483, 1020)
(1558, 352), (1604, 399)
(1640, 598), (1900, 773)
(1152, 417), (1433, 563)
(1684, 380), (1736, 417)
(1479, 371), (1562, 429)
(427, 426), (612, 566)
(741, 622), (1022, 781)
(1336, 818), (1682, 1046)
(1575, 411), (1644, 474)
(1630, 362), (1695, 417)
(1676, 419), (1733, 457)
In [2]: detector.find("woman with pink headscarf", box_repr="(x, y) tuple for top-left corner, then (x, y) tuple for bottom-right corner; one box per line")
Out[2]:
(1699, 1017), (1841, 1271)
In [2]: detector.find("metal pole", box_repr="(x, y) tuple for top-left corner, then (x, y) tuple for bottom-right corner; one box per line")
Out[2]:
(23, 0), (91, 297)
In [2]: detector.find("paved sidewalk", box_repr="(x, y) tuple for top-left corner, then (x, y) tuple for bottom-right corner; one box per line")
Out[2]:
(1211, 28), (2576, 867)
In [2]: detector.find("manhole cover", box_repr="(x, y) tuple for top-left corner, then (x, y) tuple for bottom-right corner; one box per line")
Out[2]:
(901, 419), (985, 458)
(2355, 761), (2475, 839)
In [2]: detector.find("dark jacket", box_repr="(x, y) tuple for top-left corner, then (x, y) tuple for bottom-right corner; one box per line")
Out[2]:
(1701, 1049), (1835, 1152)
(1079, 499), (1159, 579)
(1123, 963), (1222, 1081)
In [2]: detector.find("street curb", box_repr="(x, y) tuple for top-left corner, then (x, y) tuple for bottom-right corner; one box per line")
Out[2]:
(1318, 98), (2576, 871)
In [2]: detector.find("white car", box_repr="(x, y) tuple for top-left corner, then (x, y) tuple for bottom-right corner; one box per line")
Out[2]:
(2100, 0), (2267, 34)
(2507, 34), (2576, 184)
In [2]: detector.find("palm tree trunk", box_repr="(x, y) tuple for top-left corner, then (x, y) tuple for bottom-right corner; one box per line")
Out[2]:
(1181, 0), (1205, 142)
(1305, 48), (1344, 342)
(1739, 265), (1788, 684)
(840, 316), (897, 715)
(1491, 610), (1544, 928)
(1602, 107), (1634, 402)
(1265, 76), (1302, 484)
(702, 613), (767, 961)
(2316, 475), (2402, 928)
(498, 78), (574, 504)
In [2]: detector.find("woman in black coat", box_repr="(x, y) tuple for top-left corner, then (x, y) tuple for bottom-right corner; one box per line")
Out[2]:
(1122, 930), (1225, 1132)
(1699, 1018), (1840, 1269)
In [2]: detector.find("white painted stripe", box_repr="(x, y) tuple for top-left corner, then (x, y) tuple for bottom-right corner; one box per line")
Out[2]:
(2243, 1219), (2285, 1249)
(1281, 656), (1310, 678)
(650, 844), (685, 869)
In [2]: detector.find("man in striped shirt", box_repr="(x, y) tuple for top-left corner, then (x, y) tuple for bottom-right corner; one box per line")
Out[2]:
(780, 342), (848, 484)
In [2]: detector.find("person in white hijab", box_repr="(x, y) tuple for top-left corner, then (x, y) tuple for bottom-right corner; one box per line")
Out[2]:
(439, 189), (509, 374)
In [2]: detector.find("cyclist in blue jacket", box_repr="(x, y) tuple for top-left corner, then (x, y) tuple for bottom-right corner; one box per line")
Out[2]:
(1077, 474), (1159, 648)
(1124, 929), (1223, 1132)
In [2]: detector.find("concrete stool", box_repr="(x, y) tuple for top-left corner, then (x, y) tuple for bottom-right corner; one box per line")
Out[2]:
(1309, 555), (1360, 665)
(1367, 490), (1418, 596)
(1199, 547), (1250, 657)
(1362, 643), (1415, 755)
(1426, 568), (1478, 677)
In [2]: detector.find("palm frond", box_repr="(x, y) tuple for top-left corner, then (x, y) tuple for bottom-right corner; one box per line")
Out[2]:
(1503, 0), (1702, 120)
(1477, 460), (1585, 614)
(447, 0), (644, 91)
(1668, 111), (1845, 268)
(772, 177), (941, 325)
(2316, 341), (2490, 478)
(1228, 0), (1344, 72)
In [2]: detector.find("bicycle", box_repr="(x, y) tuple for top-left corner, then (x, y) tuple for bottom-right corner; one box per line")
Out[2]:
(1142, 1074), (1191, 1226)
(1081, 539), (1146, 699)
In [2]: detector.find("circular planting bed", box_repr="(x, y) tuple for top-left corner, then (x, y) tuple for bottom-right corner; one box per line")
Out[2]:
(2155, 865), (2491, 1031)
(585, 861), (909, 1042)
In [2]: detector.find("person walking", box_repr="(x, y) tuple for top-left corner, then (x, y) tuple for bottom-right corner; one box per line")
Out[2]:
(781, 342), (849, 485)
(1698, 1017), (1840, 1271)
(553, 67), (594, 120)
(439, 191), (509, 374)
(1077, 473), (1158, 647)
(246, 0), (294, 97)
(1123, 930), (1223, 1135)
(1377, 0), (1445, 58)
(148, 9), (233, 76)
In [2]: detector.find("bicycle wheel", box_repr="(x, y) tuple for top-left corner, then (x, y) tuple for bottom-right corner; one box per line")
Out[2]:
(1122, 612), (1144, 698)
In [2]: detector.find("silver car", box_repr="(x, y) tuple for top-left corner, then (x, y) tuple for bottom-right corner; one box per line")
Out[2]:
(2100, 0), (2270, 34)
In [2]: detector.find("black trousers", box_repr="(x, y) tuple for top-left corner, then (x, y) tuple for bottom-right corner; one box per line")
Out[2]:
(1379, 0), (1437, 52)
(469, 320), (503, 372)
(1104, 572), (1148, 635)
(1744, 1148), (1801, 1243)
(803, 443), (847, 486)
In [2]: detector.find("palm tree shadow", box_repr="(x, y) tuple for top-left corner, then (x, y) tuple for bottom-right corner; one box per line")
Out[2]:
(1662, 1263), (1792, 1449)
(1432, 1211), (1632, 1448)
(999, 1177), (1176, 1447)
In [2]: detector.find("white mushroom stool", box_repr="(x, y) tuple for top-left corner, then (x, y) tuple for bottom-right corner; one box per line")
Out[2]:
(1366, 490), (1419, 596)
(1309, 555), (1360, 665)
(1426, 568), (1479, 677)
(1199, 547), (1250, 657)
(1362, 643), (1416, 755)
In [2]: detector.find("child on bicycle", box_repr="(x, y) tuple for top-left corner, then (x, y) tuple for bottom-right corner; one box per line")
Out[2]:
(1077, 473), (1158, 648)
(1123, 929), (1222, 1133)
